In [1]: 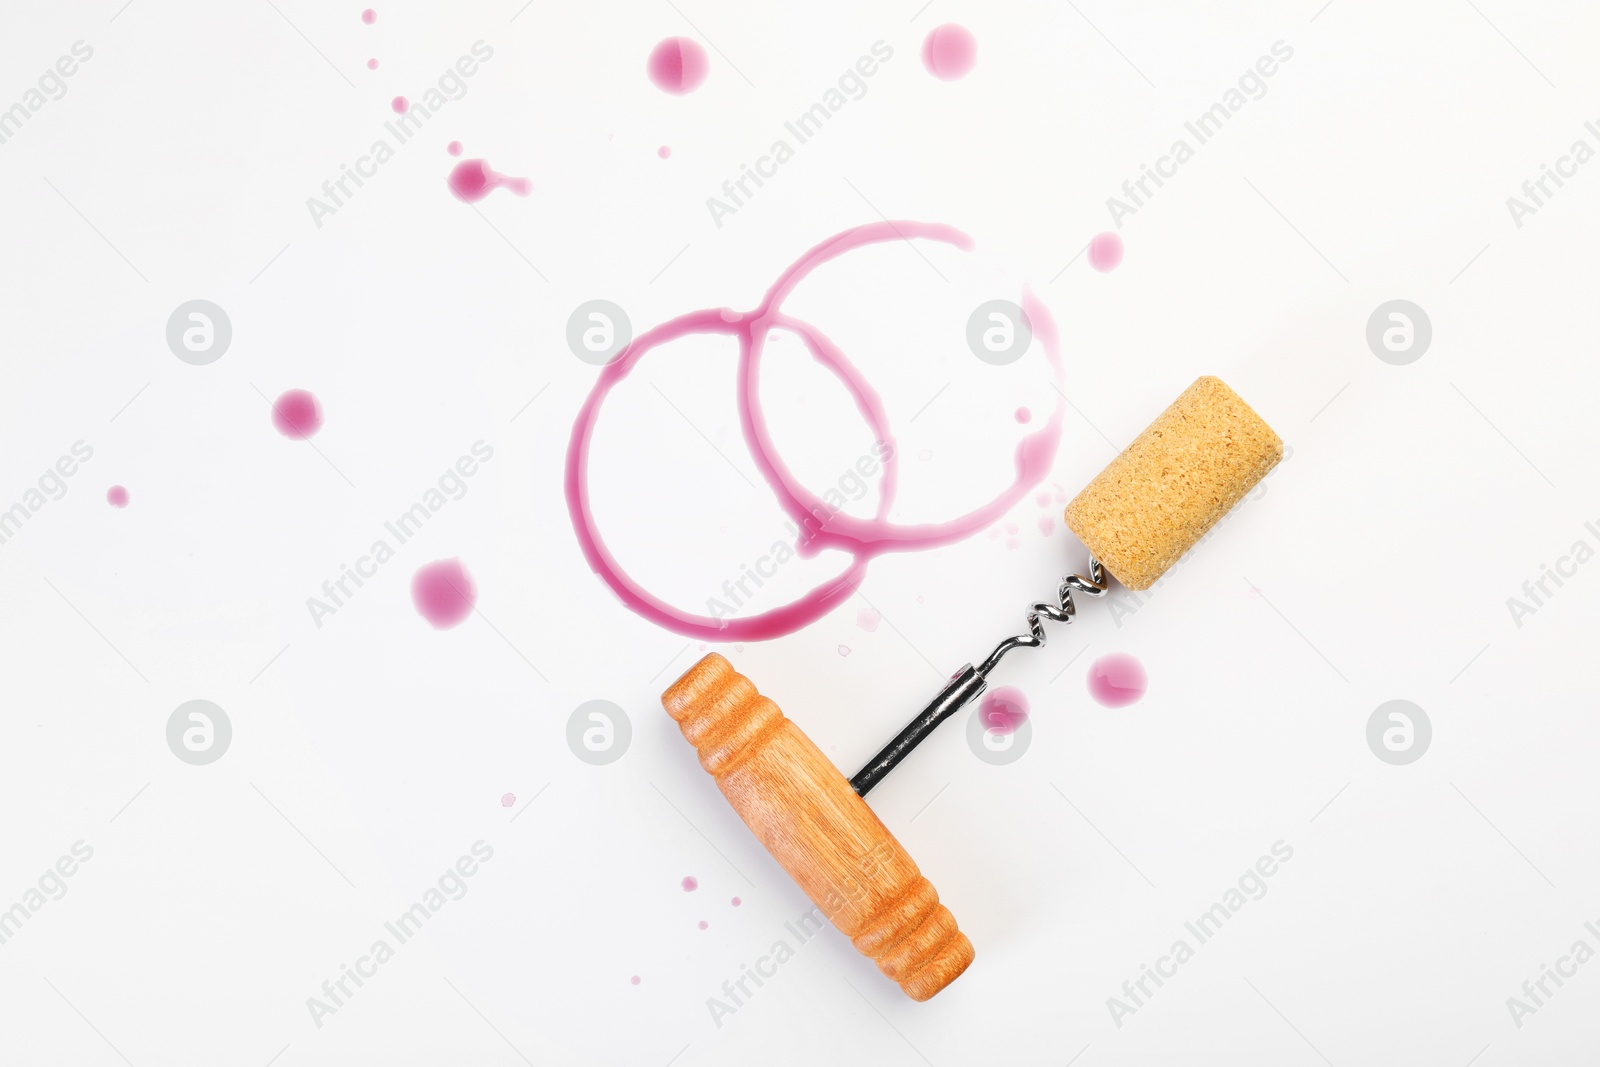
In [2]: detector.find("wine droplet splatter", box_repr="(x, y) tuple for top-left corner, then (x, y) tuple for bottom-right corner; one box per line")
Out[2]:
(361, 8), (376, 24)
(1088, 652), (1147, 707)
(367, 58), (378, 70)
(979, 686), (1028, 734)
(446, 140), (462, 156)
(630, 975), (641, 986)
(447, 159), (531, 203)
(391, 96), (408, 113)
(697, 920), (708, 930)
(1088, 232), (1124, 273)
(271, 389), (323, 439)
(1015, 407), (1032, 424)
(106, 486), (129, 508)
(681, 875), (699, 892)
(411, 558), (477, 629)
(856, 608), (881, 633)
(500, 792), (515, 807)
(731, 896), (741, 907)
(647, 37), (709, 95)
(921, 24), (977, 81)
(658, 145), (672, 159)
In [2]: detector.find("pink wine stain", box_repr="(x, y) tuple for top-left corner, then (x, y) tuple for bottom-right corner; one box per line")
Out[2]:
(630, 975), (641, 986)
(1037, 515), (1054, 535)
(697, 920), (708, 930)
(566, 221), (1068, 642)
(361, 8), (376, 24)
(648, 37), (709, 95)
(411, 558), (476, 629)
(681, 876), (698, 892)
(367, 58), (378, 70)
(837, 645), (852, 657)
(1015, 406), (1032, 424)
(731, 896), (741, 907)
(446, 140), (462, 156)
(271, 389), (323, 439)
(1088, 232), (1124, 273)
(921, 24), (977, 81)
(500, 792), (515, 807)
(1088, 652), (1147, 708)
(391, 96), (408, 113)
(979, 686), (1028, 735)
(856, 607), (881, 633)
(106, 485), (129, 508)
(658, 145), (672, 159)
(447, 159), (531, 203)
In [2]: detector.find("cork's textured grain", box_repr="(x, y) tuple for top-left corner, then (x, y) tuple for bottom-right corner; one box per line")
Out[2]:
(1065, 376), (1282, 590)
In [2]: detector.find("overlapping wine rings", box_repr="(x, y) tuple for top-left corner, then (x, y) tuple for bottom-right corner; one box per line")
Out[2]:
(565, 221), (1066, 640)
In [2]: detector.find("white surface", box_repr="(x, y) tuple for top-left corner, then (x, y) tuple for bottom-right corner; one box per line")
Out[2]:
(1, 1), (1596, 1064)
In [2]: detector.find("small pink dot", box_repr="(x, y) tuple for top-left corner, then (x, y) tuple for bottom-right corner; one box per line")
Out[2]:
(658, 145), (672, 159)
(361, 8), (376, 23)
(731, 896), (741, 907)
(271, 389), (324, 439)
(837, 644), (852, 657)
(447, 140), (462, 156)
(367, 58), (378, 70)
(921, 24), (977, 81)
(681, 876), (698, 892)
(630, 975), (641, 985)
(1088, 652), (1148, 708)
(698, 920), (708, 930)
(1088, 231), (1124, 273)
(411, 558), (477, 630)
(647, 37), (710, 95)
(500, 792), (515, 807)
(1015, 407), (1032, 424)
(391, 96), (408, 113)
(106, 486), (129, 508)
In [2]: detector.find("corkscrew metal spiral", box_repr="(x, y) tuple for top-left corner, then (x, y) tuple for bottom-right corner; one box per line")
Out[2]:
(849, 555), (1108, 796)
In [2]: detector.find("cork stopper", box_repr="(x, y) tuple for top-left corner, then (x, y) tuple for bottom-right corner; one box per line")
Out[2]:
(1064, 376), (1282, 590)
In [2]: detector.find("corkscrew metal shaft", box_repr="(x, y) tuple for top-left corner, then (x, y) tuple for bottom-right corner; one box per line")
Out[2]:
(848, 557), (1108, 796)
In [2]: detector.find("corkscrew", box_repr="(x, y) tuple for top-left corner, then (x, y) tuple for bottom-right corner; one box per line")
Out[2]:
(662, 376), (1283, 1000)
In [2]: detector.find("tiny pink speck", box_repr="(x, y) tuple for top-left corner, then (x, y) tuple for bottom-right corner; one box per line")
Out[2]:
(647, 37), (710, 95)
(1088, 652), (1148, 708)
(361, 8), (376, 24)
(367, 58), (378, 70)
(921, 23), (977, 81)
(1088, 231), (1125, 273)
(1015, 407), (1032, 424)
(837, 644), (852, 657)
(856, 607), (881, 633)
(447, 140), (462, 156)
(392, 96), (408, 113)
(681, 876), (698, 892)
(271, 389), (323, 439)
(411, 558), (477, 630)
(106, 485), (129, 508)
(698, 920), (708, 930)
(731, 896), (741, 907)
(630, 975), (641, 985)
(500, 792), (515, 807)
(658, 145), (672, 159)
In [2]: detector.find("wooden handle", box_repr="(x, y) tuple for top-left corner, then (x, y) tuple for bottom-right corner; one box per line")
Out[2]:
(661, 653), (975, 1001)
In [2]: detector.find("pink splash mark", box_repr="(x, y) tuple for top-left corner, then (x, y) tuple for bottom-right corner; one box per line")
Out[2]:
(447, 159), (531, 203)
(630, 975), (641, 986)
(921, 24), (977, 81)
(697, 920), (709, 930)
(856, 607), (881, 632)
(837, 645), (852, 657)
(1006, 522), (1019, 535)
(566, 222), (1068, 641)
(411, 558), (477, 629)
(1015, 407), (1032, 424)
(681, 876), (698, 892)
(658, 145), (672, 159)
(361, 8), (376, 24)
(731, 896), (741, 907)
(391, 96), (409, 113)
(648, 37), (709, 95)
(1088, 653), (1147, 708)
(1088, 232), (1124, 273)
(106, 486), (129, 508)
(446, 140), (462, 156)
(367, 58), (378, 70)
(500, 792), (515, 807)
(1037, 515), (1054, 535)
(979, 686), (1028, 735)
(271, 389), (323, 439)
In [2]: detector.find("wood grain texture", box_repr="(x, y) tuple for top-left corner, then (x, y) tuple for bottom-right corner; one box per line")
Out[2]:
(1065, 375), (1283, 590)
(661, 653), (975, 1001)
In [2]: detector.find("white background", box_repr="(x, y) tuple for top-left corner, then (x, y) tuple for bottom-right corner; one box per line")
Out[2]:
(1, 1), (1597, 1064)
